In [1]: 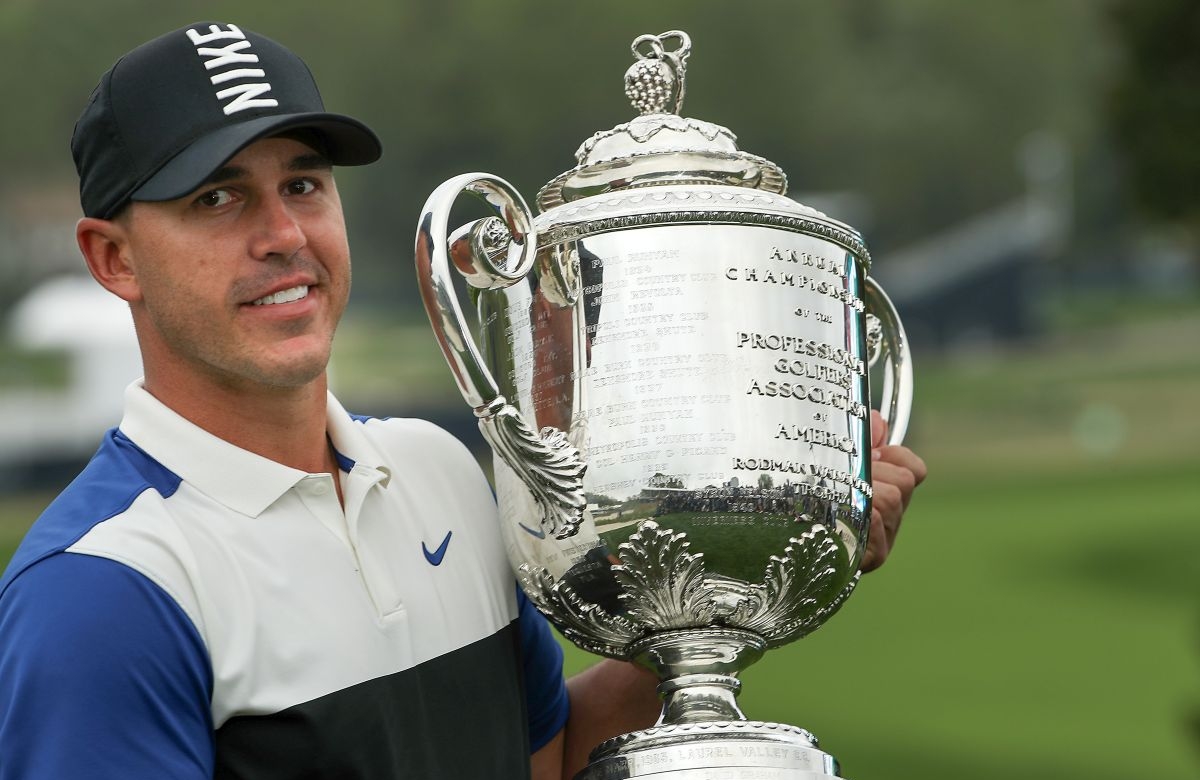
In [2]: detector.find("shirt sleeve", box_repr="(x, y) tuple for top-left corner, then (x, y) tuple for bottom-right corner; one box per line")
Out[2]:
(516, 586), (570, 752)
(0, 553), (214, 780)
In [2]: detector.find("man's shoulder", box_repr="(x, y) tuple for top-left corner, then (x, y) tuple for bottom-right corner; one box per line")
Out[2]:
(0, 428), (180, 599)
(344, 412), (479, 467)
(345, 412), (460, 440)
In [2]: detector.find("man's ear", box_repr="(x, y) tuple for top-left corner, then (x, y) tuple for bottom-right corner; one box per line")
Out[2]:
(76, 216), (142, 303)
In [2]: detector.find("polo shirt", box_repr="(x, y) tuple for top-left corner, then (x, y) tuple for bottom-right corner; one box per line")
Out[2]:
(0, 382), (569, 779)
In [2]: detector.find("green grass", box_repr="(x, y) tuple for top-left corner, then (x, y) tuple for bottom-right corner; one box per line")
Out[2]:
(2, 308), (1197, 779)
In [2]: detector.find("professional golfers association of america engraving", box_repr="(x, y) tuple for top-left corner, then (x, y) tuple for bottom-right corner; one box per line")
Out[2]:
(416, 30), (913, 780)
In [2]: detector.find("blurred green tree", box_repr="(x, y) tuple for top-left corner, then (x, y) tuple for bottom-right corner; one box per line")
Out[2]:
(0, 0), (1117, 311)
(1107, 0), (1200, 240)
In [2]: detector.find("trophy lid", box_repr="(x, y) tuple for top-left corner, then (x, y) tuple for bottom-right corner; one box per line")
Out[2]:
(536, 31), (788, 212)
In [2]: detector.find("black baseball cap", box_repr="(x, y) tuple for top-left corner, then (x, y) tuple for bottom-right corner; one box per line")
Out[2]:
(71, 22), (382, 219)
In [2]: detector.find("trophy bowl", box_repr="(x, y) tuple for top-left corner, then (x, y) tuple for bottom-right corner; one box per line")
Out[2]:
(415, 30), (913, 779)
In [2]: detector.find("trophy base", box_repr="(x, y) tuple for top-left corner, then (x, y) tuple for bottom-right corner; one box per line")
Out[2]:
(575, 720), (845, 779)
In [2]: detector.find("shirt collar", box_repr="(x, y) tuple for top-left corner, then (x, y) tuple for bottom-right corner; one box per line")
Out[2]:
(118, 380), (389, 518)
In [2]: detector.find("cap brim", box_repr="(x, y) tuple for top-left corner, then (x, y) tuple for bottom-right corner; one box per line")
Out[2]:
(131, 112), (381, 203)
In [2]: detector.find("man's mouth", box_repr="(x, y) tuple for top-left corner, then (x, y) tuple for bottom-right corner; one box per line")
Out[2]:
(250, 285), (309, 306)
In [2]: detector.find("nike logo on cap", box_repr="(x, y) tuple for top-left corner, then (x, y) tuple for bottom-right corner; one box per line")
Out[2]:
(422, 531), (452, 566)
(185, 24), (279, 115)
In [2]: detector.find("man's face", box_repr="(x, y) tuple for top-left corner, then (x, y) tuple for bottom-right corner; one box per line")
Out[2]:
(120, 136), (350, 393)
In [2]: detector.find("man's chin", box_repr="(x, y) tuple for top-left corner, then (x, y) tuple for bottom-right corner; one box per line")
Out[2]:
(258, 360), (330, 390)
(224, 350), (332, 392)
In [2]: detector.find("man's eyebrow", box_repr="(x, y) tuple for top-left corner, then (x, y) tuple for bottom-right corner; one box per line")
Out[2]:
(201, 165), (246, 187)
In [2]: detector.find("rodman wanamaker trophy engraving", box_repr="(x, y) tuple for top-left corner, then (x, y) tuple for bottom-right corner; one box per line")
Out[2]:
(415, 31), (913, 779)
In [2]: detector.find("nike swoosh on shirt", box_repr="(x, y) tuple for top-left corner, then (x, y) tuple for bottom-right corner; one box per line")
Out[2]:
(422, 531), (452, 566)
(517, 522), (546, 540)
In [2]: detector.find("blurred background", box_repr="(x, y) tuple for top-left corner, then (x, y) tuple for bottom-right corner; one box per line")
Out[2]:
(1, 1), (1196, 778)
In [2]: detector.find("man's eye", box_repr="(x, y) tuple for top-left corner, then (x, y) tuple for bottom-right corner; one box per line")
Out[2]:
(287, 179), (317, 196)
(196, 189), (233, 208)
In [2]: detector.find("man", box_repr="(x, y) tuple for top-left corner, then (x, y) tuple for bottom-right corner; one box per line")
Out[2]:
(0, 21), (926, 780)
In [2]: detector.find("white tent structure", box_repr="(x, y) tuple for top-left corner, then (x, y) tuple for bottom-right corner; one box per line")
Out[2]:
(3, 275), (142, 469)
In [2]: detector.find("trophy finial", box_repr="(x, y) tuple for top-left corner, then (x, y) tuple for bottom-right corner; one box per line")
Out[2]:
(538, 28), (790, 209)
(624, 31), (691, 116)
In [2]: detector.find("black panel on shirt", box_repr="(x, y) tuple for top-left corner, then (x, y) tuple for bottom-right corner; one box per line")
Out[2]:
(213, 623), (529, 779)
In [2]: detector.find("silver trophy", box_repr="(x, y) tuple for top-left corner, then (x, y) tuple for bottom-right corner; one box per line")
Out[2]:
(415, 30), (913, 779)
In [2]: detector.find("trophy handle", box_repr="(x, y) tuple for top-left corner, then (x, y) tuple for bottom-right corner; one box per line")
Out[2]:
(415, 173), (537, 409)
(414, 173), (587, 540)
(862, 276), (913, 446)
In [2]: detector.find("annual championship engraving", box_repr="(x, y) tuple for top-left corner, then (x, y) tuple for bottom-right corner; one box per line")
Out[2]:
(416, 30), (912, 780)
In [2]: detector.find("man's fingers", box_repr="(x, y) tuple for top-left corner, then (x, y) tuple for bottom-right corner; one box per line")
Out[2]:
(860, 440), (926, 575)
(860, 508), (889, 573)
(871, 480), (903, 534)
(871, 459), (918, 510)
(875, 445), (928, 488)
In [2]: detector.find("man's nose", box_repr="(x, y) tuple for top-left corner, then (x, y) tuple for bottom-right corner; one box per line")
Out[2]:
(250, 194), (306, 260)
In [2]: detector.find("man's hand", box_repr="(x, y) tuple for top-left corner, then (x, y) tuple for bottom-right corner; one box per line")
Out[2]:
(532, 659), (662, 780)
(860, 410), (927, 573)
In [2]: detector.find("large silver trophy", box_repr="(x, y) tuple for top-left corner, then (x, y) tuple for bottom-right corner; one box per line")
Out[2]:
(415, 31), (913, 779)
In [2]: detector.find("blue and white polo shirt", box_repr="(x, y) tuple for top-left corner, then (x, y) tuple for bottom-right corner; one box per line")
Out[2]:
(0, 382), (568, 779)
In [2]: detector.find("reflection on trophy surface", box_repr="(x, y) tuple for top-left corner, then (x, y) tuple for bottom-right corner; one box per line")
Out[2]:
(416, 29), (913, 780)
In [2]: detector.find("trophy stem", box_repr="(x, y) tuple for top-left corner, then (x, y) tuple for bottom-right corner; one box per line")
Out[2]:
(659, 673), (745, 724)
(630, 627), (766, 725)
